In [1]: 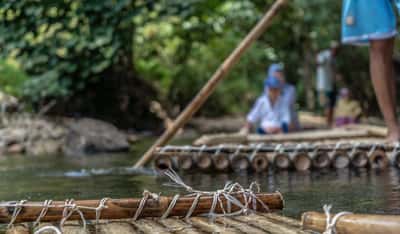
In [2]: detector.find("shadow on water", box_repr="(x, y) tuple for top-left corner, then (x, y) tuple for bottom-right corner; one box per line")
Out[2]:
(0, 138), (399, 220)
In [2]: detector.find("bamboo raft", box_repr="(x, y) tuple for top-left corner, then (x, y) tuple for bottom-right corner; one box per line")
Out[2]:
(153, 142), (400, 172)
(6, 213), (311, 234)
(194, 125), (387, 146)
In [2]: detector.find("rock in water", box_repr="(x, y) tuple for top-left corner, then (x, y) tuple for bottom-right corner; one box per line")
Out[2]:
(63, 118), (129, 156)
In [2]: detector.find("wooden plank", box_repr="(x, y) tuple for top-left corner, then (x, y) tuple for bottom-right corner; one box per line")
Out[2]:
(235, 214), (310, 234)
(131, 219), (172, 234)
(189, 217), (243, 234)
(215, 217), (266, 234)
(5, 224), (29, 234)
(194, 128), (372, 146)
(97, 221), (139, 234)
(158, 218), (204, 234)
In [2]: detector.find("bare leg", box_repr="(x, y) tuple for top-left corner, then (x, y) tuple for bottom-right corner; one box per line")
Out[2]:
(369, 37), (400, 141)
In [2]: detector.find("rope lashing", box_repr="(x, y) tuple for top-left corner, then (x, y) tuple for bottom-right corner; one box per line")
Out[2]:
(349, 142), (361, 156)
(322, 204), (352, 234)
(95, 197), (109, 225)
(33, 200), (52, 227)
(163, 168), (270, 220)
(7, 200), (27, 229)
(367, 143), (378, 157)
(391, 142), (400, 159)
(60, 199), (87, 231)
(250, 143), (264, 159)
(132, 190), (159, 221)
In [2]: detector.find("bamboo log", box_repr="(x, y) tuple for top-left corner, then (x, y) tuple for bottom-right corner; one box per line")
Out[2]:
(329, 150), (350, 169)
(97, 221), (139, 234)
(349, 150), (368, 168)
(290, 152), (311, 171)
(212, 152), (230, 171)
(390, 150), (400, 168)
(230, 153), (250, 171)
(133, 219), (172, 234)
(153, 154), (176, 172)
(250, 153), (269, 172)
(134, 0), (288, 168)
(195, 152), (213, 170)
(368, 149), (389, 169)
(0, 193), (283, 224)
(176, 154), (194, 171)
(190, 217), (242, 234)
(310, 150), (331, 169)
(268, 153), (291, 170)
(301, 211), (400, 234)
(158, 218), (203, 234)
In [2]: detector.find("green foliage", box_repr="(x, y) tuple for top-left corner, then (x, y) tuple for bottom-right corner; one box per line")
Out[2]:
(0, 59), (28, 97)
(0, 0), (377, 118)
(0, 0), (143, 102)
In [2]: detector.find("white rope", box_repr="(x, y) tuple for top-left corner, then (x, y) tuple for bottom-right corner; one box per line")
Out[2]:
(33, 200), (52, 227)
(367, 143), (377, 157)
(60, 199), (87, 231)
(161, 194), (180, 219)
(322, 205), (352, 234)
(34, 225), (62, 234)
(7, 200), (27, 229)
(249, 143), (264, 159)
(95, 198), (109, 225)
(163, 168), (269, 220)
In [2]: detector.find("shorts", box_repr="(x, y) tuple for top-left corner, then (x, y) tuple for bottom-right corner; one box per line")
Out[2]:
(342, 0), (397, 45)
(318, 91), (336, 109)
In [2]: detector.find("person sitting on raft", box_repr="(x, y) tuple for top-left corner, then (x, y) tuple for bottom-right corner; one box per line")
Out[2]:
(334, 87), (362, 127)
(240, 75), (290, 134)
(267, 63), (299, 130)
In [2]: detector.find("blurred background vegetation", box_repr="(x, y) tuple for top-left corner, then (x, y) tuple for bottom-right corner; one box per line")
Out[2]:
(0, 0), (386, 130)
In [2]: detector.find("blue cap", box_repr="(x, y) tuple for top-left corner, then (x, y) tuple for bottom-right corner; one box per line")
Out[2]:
(264, 76), (282, 89)
(267, 63), (284, 76)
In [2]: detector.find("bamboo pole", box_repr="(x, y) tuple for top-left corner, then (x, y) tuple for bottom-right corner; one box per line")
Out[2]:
(153, 154), (176, 172)
(290, 152), (311, 171)
(390, 150), (400, 168)
(329, 150), (350, 169)
(212, 152), (230, 171)
(0, 193), (283, 224)
(368, 149), (389, 169)
(133, 0), (288, 168)
(250, 153), (269, 172)
(176, 154), (194, 170)
(268, 153), (291, 170)
(230, 153), (250, 171)
(301, 211), (400, 234)
(349, 150), (368, 168)
(195, 152), (213, 170)
(310, 150), (331, 169)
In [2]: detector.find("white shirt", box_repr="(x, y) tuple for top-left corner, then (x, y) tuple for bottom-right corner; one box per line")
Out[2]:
(247, 94), (290, 129)
(316, 50), (334, 92)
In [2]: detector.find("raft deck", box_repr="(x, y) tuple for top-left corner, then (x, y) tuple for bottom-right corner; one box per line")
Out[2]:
(8, 213), (311, 234)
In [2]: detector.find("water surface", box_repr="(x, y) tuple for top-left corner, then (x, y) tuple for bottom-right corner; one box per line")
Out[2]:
(0, 138), (399, 222)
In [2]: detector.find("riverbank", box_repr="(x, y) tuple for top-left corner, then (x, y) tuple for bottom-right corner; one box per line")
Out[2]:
(0, 115), (132, 157)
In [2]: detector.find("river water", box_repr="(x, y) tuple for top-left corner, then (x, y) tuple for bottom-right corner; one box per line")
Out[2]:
(0, 138), (399, 224)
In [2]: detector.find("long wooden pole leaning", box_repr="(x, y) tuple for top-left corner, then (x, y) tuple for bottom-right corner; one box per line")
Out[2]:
(134, 0), (288, 168)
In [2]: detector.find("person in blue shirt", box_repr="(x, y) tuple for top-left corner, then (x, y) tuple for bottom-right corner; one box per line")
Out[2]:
(267, 63), (299, 130)
(240, 75), (290, 135)
(342, 0), (400, 141)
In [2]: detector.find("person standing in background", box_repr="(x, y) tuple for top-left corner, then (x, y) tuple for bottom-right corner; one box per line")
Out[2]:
(316, 42), (339, 127)
(342, 0), (400, 141)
